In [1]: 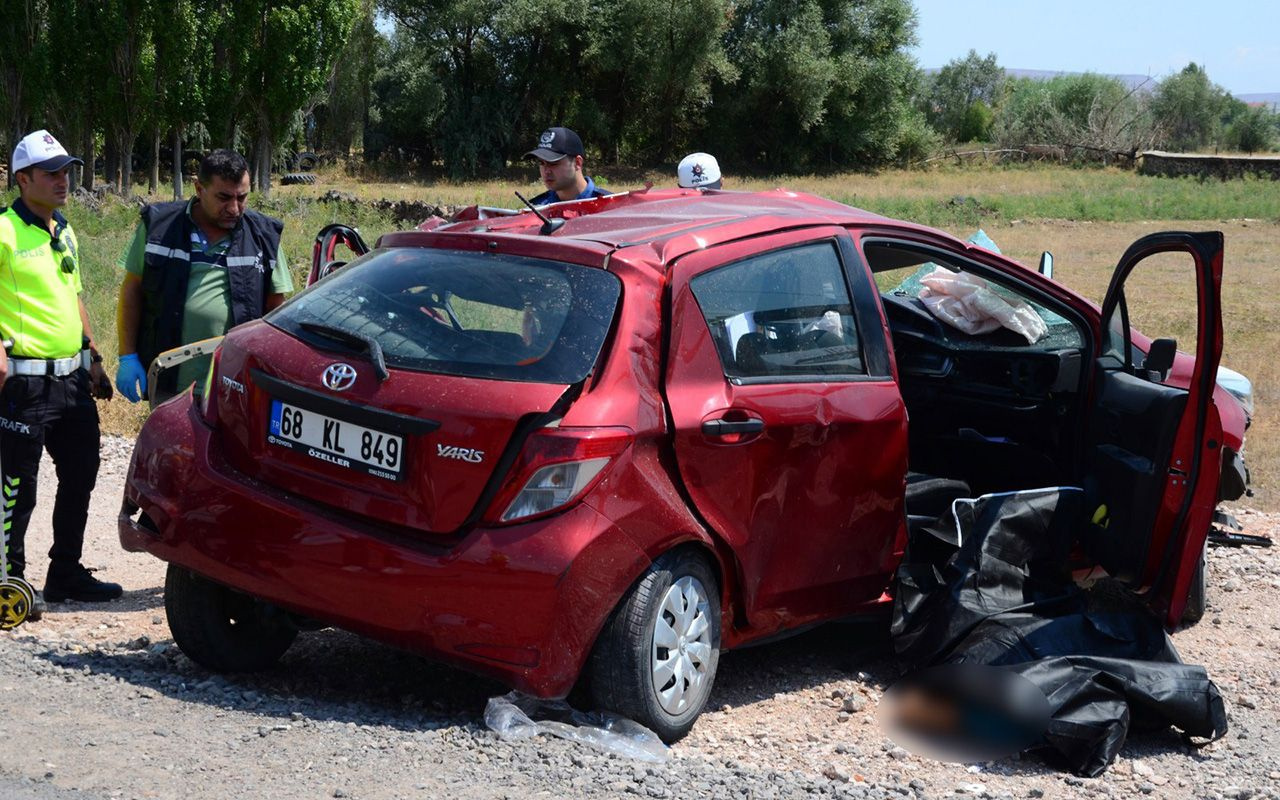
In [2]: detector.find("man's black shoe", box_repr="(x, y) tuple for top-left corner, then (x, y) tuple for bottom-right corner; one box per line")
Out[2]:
(43, 565), (123, 603)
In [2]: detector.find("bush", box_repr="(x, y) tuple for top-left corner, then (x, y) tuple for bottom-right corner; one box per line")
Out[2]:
(1225, 106), (1278, 153)
(994, 74), (1157, 162)
(894, 111), (942, 166)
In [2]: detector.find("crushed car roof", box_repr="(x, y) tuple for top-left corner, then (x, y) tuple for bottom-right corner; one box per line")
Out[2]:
(376, 187), (969, 271)
(442, 187), (894, 246)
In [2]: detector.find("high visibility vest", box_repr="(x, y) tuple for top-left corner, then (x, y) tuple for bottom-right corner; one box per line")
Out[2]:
(0, 205), (83, 359)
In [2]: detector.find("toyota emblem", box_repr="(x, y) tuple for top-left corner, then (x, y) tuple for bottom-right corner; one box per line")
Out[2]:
(322, 363), (358, 391)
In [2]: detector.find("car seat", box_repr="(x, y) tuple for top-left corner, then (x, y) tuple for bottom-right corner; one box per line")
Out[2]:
(734, 332), (772, 376)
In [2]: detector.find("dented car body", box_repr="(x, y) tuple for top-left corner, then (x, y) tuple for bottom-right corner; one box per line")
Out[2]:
(120, 188), (1249, 740)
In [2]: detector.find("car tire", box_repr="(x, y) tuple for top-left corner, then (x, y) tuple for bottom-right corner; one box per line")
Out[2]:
(164, 564), (297, 672)
(280, 173), (316, 186)
(293, 151), (320, 171)
(588, 549), (720, 742)
(1181, 539), (1208, 625)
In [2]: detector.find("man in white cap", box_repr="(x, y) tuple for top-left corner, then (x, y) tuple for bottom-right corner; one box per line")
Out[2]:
(0, 129), (121, 611)
(525, 126), (611, 205)
(678, 152), (723, 190)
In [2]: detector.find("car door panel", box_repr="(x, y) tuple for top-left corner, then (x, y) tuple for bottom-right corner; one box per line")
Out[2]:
(664, 228), (908, 633)
(1082, 231), (1224, 628)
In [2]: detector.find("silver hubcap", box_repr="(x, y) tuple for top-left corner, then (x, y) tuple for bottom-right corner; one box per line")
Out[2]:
(651, 575), (714, 715)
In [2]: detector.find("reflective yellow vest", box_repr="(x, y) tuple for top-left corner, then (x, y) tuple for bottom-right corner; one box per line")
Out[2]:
(0, 205), (83, 359)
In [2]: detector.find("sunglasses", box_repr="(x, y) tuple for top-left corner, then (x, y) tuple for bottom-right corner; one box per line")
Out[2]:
(49, 234), (76, 274)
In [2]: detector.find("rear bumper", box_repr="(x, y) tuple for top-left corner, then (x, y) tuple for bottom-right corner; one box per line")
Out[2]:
(120, 397), (651, 698)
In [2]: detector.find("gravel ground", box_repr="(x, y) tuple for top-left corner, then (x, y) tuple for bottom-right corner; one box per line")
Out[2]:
(1, 435), (1277, 800)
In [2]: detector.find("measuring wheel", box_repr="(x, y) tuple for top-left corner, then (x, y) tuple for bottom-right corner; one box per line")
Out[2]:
(1, 445), (36, 629)
(0, 576), (34, 630)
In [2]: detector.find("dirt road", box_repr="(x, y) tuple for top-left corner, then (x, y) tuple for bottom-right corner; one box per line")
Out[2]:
(1, 436), (1277, 799)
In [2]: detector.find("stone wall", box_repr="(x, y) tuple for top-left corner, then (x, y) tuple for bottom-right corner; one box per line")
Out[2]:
(1138, 150), (1280, 180)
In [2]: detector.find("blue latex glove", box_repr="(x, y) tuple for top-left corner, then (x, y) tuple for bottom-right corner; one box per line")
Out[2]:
(115, 353), (147, 403)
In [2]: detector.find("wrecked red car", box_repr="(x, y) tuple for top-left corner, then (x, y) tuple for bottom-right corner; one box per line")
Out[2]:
(120, 188), (1250, 740)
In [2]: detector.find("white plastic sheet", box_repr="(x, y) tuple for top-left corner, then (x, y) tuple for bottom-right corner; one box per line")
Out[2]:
(918, 267), (1048, 344)
(484, 692), (670, 763)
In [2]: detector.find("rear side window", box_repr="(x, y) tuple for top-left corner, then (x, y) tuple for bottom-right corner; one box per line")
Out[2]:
(689, 241), (864, 379)
(272, 248), (620, 384)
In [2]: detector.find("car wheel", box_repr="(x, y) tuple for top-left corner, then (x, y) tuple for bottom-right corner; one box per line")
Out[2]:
(293, 151), (320, 171)
(1182, 539), (1208, 625)
(588, 549), (720, 742)
(164, 564), (297, 672)
(280, 173), (316, 186)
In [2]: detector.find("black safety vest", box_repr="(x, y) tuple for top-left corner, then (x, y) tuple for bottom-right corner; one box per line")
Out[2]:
(137, 201), (283, 374)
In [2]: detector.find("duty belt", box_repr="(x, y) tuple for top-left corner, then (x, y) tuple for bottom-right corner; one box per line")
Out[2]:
(7, 349), (91, 377)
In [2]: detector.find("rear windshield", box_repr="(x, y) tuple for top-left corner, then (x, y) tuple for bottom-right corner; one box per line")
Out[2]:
(271, 248), (621, 384)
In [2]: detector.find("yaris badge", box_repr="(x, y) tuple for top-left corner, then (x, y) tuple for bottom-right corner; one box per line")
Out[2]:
(322, 363), (357, 391)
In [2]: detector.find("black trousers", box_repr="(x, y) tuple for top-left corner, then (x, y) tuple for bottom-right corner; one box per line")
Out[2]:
(0, 369), (100, 581)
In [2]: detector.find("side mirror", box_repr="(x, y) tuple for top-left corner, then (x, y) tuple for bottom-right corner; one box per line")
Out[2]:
(1142, 337), (1177, 381)
(1038, 251), (1054, 280)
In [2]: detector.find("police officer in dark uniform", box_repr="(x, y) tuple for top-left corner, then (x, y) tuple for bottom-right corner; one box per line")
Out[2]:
(526, 127), (611, 205)
(0, 129), (121, 606)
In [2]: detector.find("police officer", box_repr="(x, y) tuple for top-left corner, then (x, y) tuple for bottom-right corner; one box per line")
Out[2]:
(1, 129), (121, 606)
(526, 127), (611, 205)
(114, 149), (292, 403)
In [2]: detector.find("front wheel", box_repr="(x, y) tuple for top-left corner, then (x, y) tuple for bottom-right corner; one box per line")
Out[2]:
(588, 550), (720, 742)
(165, 564), (297, 672)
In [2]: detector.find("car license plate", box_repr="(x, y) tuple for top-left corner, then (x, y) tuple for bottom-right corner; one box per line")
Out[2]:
(267, 400), (404, 480)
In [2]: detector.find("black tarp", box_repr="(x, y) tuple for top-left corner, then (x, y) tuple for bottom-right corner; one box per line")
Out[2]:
(889, 487), (1228, 776)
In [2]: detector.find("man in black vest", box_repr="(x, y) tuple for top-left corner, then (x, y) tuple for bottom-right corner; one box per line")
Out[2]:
(115, 150), (292, 402)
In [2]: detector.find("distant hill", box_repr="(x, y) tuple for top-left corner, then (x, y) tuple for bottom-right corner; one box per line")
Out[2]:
(1238, 93), (1280, 107)
(923, 66), (1273, 102)
(1002, 67), (1156, 92)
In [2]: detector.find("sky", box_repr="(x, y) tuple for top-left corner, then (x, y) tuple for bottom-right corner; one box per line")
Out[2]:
(909, 0), (1280, 96)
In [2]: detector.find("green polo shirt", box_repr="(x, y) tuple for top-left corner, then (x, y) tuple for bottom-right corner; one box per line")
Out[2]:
(120, 200), (293, 388)
(0, 200), (84, 359)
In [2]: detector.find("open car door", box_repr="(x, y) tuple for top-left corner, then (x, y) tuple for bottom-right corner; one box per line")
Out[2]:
(1084, 231), (1224, 628)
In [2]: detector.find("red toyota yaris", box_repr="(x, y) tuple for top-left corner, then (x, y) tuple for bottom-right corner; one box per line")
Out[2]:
(121, 188), (1250, 741)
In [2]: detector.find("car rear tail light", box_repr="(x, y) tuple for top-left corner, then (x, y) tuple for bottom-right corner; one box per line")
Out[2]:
(485, 427), (633, 525)
(199, 344), (223, 426)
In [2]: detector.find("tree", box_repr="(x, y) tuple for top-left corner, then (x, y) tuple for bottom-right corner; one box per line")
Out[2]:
(313, 0), (378, 157)
(149, 0), (204, 199)
(0, 0), (50, 188)
(367, 30), (446, 163)
(234, 0), (359, 195)
(712, 0), (924, 171)
(1151, 63), (1233, 152)
(994, 73), (1159, 161)
(810, 0), (930, 167)
(923, 49), (1003, 143)
(574, 0), (735, 164)
(96, 0), (156, 194)
(1225, 105), (1278, 154)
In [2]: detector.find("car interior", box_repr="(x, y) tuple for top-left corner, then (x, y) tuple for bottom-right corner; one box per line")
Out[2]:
(864, 241), (1090, 504)
(863, 238), (1205, 588)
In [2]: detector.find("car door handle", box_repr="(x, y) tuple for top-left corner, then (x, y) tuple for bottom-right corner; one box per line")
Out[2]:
(701, 418), (765, 436)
